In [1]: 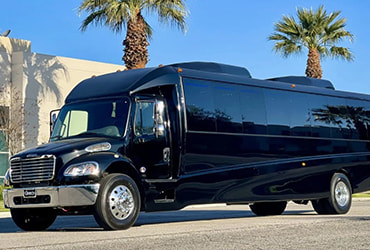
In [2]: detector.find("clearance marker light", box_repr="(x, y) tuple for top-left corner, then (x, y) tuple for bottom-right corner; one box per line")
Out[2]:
(178, 68), (183, 73)
(291, 84), (296, 88)
(302, 162), (306, 167)
(140, 166), (147, 173)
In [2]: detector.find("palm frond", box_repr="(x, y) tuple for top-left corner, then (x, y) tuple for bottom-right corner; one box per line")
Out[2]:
(79, 0), (188, 68)
(330, 46), (354, 61)
(269, 4), (354, 62)
(80, 9), (107, 31)
(79, 0), (187, 35)
(270, 33), (302, 57)
(144, 19), (153, 39)
(145, 0), (188, 33)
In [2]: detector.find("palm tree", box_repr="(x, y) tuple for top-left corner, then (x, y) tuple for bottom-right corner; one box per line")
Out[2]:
(268, 5), (354, 79)
(79, 0), (188, 69)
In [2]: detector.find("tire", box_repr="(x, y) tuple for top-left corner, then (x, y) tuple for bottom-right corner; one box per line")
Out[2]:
(10, 208), (57, 231)
(311, 173), (352, 215)
(94, 174), (141, 230)
(311, 199), (330, 214)
(249, 201), (287, 216)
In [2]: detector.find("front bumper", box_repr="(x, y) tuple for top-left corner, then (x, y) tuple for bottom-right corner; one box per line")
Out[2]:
(3, 184), (100, 208)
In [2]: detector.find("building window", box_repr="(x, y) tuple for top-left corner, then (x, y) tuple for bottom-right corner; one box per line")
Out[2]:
(0, 106), (10, 183)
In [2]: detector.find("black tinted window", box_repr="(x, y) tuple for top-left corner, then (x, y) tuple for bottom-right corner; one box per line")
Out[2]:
(240, 87), (267, 134)
(345, 99), (370, 140)
(310, 94), (331, 138)
(325, 97), (350, 139)
(213, 83), (242, 133)
(263, 89), (312, 137)
(264, 89), (291, 136)
(290, 92), (311, 137)
(183, 77), (369, 140)
(183, 80), (216, 131)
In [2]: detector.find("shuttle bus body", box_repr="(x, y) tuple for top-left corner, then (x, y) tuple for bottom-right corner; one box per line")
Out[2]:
(3, 62), (370, 230)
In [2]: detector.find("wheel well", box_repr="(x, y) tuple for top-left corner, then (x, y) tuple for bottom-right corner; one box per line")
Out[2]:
(104, 162), (146, 209)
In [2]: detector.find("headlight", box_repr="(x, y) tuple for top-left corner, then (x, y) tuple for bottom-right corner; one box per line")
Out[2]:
(3, 168), (10, 186)
(64, 161), (99, 177)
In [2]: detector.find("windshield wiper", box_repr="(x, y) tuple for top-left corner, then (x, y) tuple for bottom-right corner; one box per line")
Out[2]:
(50, 135), (63, 140)
(72, 132), (102, 137)
(50, 132), (102, 141)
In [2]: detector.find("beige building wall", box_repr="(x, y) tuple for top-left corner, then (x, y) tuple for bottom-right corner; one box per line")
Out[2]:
(0, 37), (124, 153)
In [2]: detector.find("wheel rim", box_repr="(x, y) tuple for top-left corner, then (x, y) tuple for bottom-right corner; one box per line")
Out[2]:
(109, 185), (135, 220)
(334, 180), (350, 208)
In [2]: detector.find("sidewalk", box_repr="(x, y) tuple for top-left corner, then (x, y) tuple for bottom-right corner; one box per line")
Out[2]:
(0, 211), (10, 218)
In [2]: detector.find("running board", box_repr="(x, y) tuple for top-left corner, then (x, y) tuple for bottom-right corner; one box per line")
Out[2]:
(154, 189), (175, 203)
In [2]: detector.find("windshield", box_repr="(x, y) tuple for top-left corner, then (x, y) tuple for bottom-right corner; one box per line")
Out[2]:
(50, 98), (130, 141)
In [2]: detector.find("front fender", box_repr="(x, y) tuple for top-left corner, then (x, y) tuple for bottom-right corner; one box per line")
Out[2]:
(59, 152), (138, 185)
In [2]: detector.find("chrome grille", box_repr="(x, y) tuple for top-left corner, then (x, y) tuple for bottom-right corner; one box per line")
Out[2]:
(10, 155), (56, 183)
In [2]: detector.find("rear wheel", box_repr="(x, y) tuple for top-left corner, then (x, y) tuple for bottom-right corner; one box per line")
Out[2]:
(10, 208), (57, 231)
(94, 174), (141, 230)
(249, 201), (287, 216)
(311, 173), (352, 215)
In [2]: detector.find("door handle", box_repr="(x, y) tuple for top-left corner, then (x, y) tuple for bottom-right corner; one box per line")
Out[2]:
(163, 147), (170, 163)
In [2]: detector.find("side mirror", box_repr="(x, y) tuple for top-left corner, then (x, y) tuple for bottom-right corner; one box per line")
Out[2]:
(50, 109), (60, 135)
(154, 100), (165, 137)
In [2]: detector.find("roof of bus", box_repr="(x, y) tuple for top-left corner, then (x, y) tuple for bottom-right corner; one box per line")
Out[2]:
(65, 66), (175, 103)
(64, 62), (251, 103)
(65, 61), (369, 104)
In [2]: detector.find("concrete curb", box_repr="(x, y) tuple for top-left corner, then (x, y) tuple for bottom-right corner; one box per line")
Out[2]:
(0, 211), (10, 218)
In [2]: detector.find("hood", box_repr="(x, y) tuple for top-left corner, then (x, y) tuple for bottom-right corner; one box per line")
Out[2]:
(12, 137), (120, 159)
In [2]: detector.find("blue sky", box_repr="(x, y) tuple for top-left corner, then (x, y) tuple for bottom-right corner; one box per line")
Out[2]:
(1, 0), (369, 94)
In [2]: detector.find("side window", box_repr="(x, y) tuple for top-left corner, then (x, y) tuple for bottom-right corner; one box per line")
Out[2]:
(345, 100), (370, 140)
(310, 95), (333, 138)
(326, 97), (350, 139)
(264, 89), (291, 136)
(135, 101), (155, 136)
(289, 92), (311, 137)
(183, 79), (216, 132)
(213, 83), (242, 133)
(240, 87), (267, 134)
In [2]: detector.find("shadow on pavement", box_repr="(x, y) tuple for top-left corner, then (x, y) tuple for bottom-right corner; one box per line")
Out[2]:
(0, 208), (313, 233)
(0, 217), (20, 233)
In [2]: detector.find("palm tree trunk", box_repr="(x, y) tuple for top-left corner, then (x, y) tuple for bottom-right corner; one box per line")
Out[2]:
(305, 48), (322, 79)
(123, 11), (149, 69)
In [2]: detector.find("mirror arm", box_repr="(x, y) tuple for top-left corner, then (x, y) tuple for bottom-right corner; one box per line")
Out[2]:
(49, 109), (60, 136)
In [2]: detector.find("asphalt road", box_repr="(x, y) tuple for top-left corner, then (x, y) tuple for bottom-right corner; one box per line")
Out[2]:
(0, 199), (369, 250)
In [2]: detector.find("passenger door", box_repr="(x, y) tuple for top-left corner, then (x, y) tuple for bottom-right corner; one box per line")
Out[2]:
(131, 97), (171, 179)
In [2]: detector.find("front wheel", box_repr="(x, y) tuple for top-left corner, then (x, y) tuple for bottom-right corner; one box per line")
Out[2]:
(10, 208), (57, 231)
(94, 174), (141, 230)
(249, 201), (287, 216)
(311, 173), (352, 215)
